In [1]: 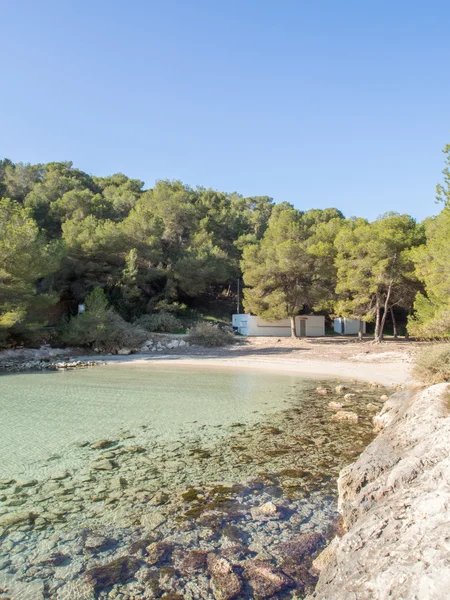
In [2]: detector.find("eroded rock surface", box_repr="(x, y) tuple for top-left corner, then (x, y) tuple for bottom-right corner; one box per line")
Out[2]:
(309, 383), (450, 600)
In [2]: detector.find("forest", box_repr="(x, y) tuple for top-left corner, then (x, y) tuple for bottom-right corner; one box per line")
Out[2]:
(1, 146), (449, 348)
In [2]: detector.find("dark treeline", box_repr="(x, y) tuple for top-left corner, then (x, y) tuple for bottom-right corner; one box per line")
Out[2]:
(1, 149), (449, 348)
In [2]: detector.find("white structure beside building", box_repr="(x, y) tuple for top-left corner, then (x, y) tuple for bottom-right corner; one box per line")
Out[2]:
(232, 314), (325, 337)
(333, 317), (366, 335)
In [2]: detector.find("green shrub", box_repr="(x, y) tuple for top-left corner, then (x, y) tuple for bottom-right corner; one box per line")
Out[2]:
(60, 288), (147, 352)
(187, 322), (234, 347)
(414, 343), (450, 384)
(135, 312), (183, 333)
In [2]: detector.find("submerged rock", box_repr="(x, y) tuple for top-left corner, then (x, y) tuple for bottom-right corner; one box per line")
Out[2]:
(273, 532), (326, 563)
(145, 541), (173, 566)
(331, 410), (359, 422)
(85, 556), (140, 589)
(207, 554), (242, 600)
(250, 501), (282, 521)
(335, 385), (349, 394)
(179, 549), (208, 574)
(0, 510), (37, 529)
(90, 459), (115, 470)
(243, 559), (294, 597)
(328, 401), (344, 410)
(316, 387), (330, 395)
(141, 511), (167, 531)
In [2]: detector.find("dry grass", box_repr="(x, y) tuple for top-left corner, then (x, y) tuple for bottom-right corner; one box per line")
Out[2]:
(414, 343), (450, 384)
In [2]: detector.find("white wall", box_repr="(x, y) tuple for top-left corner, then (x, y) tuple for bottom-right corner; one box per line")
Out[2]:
(334, 318), (366, 335)
(233, 314), (325, 337)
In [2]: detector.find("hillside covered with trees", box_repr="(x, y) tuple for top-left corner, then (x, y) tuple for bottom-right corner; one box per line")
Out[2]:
(1, 148), (449, 348)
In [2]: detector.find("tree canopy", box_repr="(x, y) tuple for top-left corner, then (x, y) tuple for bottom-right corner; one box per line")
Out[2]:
(0, 151), (449, 346)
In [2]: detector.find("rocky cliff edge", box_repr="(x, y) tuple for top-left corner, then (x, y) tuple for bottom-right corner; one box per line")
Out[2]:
(308, 383), (450, 600)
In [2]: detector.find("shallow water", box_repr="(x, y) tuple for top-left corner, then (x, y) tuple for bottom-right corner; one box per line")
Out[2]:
(0, 364), (386, 599)
(1, 365), (315, 478)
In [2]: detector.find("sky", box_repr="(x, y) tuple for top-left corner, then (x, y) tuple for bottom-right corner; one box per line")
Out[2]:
(1, 0), (449, 221)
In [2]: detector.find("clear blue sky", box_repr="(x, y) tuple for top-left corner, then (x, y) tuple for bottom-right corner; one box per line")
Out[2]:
(1, 1), (449, 221)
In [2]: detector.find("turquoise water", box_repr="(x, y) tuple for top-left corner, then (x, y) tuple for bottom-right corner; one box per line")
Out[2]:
(0, 364), (308, 478)
(0, 364), (385, 599)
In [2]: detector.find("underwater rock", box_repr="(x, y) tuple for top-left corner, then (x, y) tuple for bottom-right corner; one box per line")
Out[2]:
(84, 534), (111, 551)
(331, 411), (359, 422)
(90, 459), (115, 470)
(273, 532), (326, 563)
(335, 385), (350, 394)
(141, 511), (167, 531)
(149, 490), (169, 506)
(207, 553), (242, 600)
(250, 501), (282, 521)
(179, 549), (208, 574)
(145, 541), (173, 566)
(0, 510), (37, 529)
(90, 439), (115, 450)
(243, 559), (294, 598)
(316, 387), (330, 395)
(85, 555), (140, 590)
(328, 401), (344, 410)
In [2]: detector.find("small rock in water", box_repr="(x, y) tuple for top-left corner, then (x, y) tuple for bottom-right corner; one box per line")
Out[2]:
(85, 556), (140, 589)
(207, 554), (242, 600)
(331, 410), (359, 422)
(84, 534), (110, 551)
(140, 511), (167, 531)
(90, 439), (114, 450)
(328, 401), (344, 410)
(15, 478), (38, 488)
(380, 394), (389, 401)
(145, 541), (173, 565)
(243, 559), (294, 597)
(272, 532), (326, 562)
(366, 403), (379, 411)
(149, 490), (169, 506)
(316, 387), (330, 395)
(0, 510), (36, 529)
(50, 470), (70, 481)
(344, 393), (357, 399)
(90, 459), (115, 471)
(250, 501), (282, 521)
(335, 384), (349, 394)
(180, 549), (208, 574)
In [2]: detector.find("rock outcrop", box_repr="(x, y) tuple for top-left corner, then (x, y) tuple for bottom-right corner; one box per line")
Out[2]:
(308, 383), (450, 600)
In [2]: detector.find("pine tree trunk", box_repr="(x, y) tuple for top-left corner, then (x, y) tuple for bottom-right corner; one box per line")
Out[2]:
(375, 284), (393, 343)
(290, 316), (298, 338)
(390, 306), (398, 338)
(374, 296), (382, 342)
(358, 320), (364, 341)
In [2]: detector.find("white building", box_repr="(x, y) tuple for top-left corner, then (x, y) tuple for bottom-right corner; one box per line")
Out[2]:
(333, 317), (366, 335)
(232, 314), (325, 337)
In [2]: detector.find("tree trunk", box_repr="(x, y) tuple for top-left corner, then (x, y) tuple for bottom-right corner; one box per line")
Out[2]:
(358, 320), (364, 341)
(390, 306), (398, 338)
(374, 296), (381, 342)
(290, 316), (298, 338)
(375, 284), (393, 343)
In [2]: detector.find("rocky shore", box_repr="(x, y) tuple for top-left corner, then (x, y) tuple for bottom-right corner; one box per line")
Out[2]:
(0, 358), (102, 373)
(308, 383), (450, 600)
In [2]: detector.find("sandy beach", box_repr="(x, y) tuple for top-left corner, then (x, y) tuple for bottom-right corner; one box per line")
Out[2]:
(93, 336), (417, 386)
